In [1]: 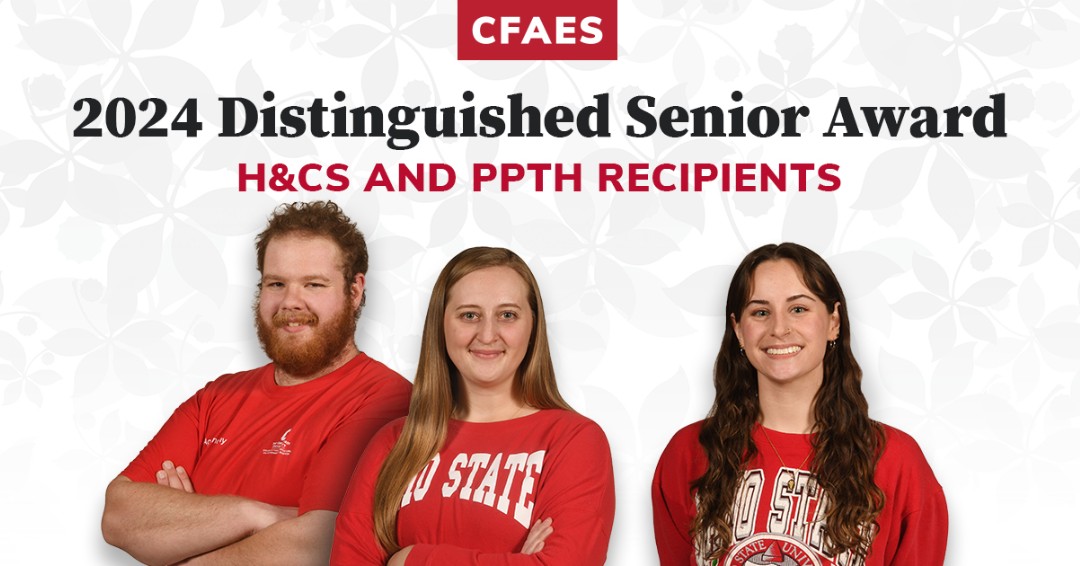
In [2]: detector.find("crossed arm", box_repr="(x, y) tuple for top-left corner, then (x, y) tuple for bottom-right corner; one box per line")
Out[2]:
(331, 421), (614, 566)
(386, 519), (554, 566)
(101, 463), (332, 566)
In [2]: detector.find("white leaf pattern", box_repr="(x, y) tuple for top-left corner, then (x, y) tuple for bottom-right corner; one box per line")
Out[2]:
(0, 2), (1077, 564)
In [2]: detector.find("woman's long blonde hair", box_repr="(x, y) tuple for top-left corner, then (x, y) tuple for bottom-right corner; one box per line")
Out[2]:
(372, 247), (571, 553)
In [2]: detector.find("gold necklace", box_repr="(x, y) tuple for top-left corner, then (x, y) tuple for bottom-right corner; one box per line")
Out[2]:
(759, 424), (813, 491)
(506, 402), (530, 421)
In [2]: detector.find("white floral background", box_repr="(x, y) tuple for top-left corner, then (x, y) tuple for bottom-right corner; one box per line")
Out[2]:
(1, 0), (1078, 564)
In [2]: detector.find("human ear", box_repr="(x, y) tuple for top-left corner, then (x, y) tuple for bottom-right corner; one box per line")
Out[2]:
(350, 273), (366, 309)
(829, 302), (841, 340)
(730, 313), (743, 347)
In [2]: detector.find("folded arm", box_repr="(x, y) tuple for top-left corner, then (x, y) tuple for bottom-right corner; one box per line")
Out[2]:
(388, 518), (553, 566)
(181, 509), (336, 566)
(402, 424), (615, 566)
(101, 475), (294, 565)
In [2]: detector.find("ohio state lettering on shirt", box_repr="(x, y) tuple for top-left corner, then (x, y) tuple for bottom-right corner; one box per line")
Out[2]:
(402, 448), (546, 528)
(332, 409), (616, 566)
(706, 466), (859, 566)
(652, 422), (948, 566)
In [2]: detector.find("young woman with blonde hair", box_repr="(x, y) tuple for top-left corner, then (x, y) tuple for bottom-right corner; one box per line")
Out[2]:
(332, 247), (615, 565)
(653, 243), (947, 566)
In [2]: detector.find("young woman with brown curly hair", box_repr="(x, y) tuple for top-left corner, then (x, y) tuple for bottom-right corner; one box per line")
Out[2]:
(652, 243), (947, 566)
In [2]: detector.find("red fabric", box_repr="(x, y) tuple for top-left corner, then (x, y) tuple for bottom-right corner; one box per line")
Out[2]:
(652, 421), (947, 566)
(120, 353), (411, 513)
(331, 409), (615, 566)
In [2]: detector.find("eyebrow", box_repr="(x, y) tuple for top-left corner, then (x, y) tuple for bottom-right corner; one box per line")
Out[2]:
(745, 294), (819, 306)
(261, 274), (335, 282)
(453, 302), (524, 310)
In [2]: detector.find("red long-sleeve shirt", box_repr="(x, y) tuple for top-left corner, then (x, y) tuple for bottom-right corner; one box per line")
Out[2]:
(332, 409), (615, 565)
(652, 421), (948, 566)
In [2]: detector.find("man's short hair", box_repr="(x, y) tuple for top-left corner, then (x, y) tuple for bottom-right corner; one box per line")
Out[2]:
(255, 201), (369, 294)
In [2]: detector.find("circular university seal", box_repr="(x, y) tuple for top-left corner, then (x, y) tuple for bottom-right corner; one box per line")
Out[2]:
(722, 533), (823, 566)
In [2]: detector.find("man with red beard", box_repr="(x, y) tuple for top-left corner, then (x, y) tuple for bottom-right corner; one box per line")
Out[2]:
(101, 202), (411, 565)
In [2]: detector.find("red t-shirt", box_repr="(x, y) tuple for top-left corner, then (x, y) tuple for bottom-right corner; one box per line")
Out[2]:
(652, 421), (948, 566)
(331, 409), (616, 566)
(121, 353), (411, 513)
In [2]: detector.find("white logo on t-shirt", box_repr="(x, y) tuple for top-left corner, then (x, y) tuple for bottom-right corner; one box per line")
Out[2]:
(262, 428), (293, 456)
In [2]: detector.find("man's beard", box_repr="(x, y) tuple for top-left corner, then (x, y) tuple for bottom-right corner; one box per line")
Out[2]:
(256, 301), (358, 378)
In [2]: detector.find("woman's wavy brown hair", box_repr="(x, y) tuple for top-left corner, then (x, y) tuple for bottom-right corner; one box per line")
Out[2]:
(371, 247), (572, 553)
(692, 243), (885, 561)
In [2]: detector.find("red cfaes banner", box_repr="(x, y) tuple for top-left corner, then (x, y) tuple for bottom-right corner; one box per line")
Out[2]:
(457, 0), (617, 60)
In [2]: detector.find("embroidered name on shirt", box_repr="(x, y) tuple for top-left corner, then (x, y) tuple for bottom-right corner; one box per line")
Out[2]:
(400, 450), (545, 528)
(203, 437), (228, 446)
(262, 428), (293, 456)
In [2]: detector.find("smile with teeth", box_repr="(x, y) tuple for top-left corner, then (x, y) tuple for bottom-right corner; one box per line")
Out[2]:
(273, 312), (317, 329)
(766, 346), (802, 355)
